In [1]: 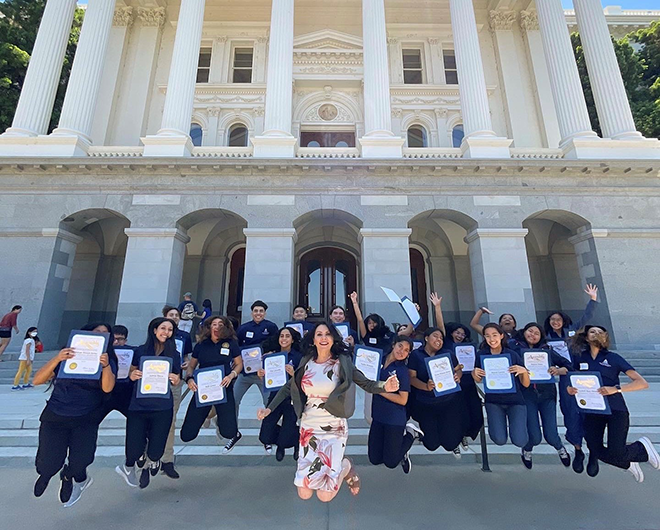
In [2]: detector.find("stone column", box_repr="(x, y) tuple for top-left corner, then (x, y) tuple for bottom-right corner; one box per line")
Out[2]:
(465, 229), (536, 326)
(535, 0), (600, 157)
(251, 0), (297, 158)
(435, 108), (450, 147)
(448, 0), (511, 158)
(360, 229), (412, 325)
(358, 0), (404, 158)
(142, 0), (206, 157)
(241, 229), (296, 325)
(50, 0), (118, 156)
(0, 0), (78, 139)
(115, 228), (189, 338)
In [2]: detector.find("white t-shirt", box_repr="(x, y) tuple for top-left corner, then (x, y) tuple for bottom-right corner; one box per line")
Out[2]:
(19, 338), (35, 361)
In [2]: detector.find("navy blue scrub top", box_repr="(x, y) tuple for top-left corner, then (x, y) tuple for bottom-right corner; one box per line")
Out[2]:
(129, 344), (181, 412)
(372, 359), (410, 426)
(237, 320), (279, 347)
(192, 338), (241, 370)
(408, 347), (459, 405)
(572, 349), (635, 412)
(475, 348), (526, 406)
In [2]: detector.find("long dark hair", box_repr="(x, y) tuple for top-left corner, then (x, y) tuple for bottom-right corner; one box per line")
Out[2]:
(445, 322), (471, 343)
(24, 326), (38, 341)
(543, 311), (573, 336)
(143, 317), (178, 358)
(514, 322), (547, 348)
(302, 322), (350, 360)
(198, 316), (236, 343)
(81, 322), (117, 365)
(364, 313), (391, 339)
(572, 325), (610, 355)
(262, 326), (302, 354)
(479, 323), (507, 351)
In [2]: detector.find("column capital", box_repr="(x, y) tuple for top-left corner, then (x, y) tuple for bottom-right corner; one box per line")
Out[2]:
(489, 10), (517, 31)
(520, 10), (539, 32)
(465, 228), (528, 244)
(124, 227), (190, 244)
(137, 7), (167, 28)
(113, 7), (135, 27)
(244, 228), (298, 241)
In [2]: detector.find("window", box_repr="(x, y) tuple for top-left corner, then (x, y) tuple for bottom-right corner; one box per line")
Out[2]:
(443, 50), (458, 85)
(190, 123), (203, 147)
(452, 124), (464, 148)
(228, 124), (248, 147)
(300, 131), (356, 148)
(402, 49), (423, 84)
(197, 47), (212, 83)
(232, 48), (253, 83)
(407, 125), (428, 148)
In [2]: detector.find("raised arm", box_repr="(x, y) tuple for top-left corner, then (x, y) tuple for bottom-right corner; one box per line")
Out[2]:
(429, 293), (445, 335)
(349, 291), (367, 340)
(470, 307), (493, 336)
(33, 348), (74, 386)
(571, 284), (599, 331)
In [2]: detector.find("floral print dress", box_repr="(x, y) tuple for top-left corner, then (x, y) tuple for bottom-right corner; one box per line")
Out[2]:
(294, 358), (348, 492)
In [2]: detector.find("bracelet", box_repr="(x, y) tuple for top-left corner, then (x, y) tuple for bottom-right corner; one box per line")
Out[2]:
(231, 370), (238, 379)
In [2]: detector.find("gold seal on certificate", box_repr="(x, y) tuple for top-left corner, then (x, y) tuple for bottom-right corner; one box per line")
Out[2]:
(264, 354), (287, 390)
(241, 347), (262, 374)
(140, 359), (170, 395)
(425, 354), (459, 396)
(63, 333), (106, 376)
(570, 373), (609, 412)
(197, 368), (225, 404)
(482, 355), (514, 392)
(523, 350), (552, 382)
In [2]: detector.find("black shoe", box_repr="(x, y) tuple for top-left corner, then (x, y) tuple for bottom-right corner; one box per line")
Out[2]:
(223, 432), (242, 454)
(34, 475), (49, 497)
(149, 460), (160, 477)
(586, 455), (599, 477)
(557, 447), (571, 467)
(139, 468), (150, 489)
(293, 446), (299, 461)
(161, 462), (180, 479)
(276, 446), (285, 462)
(401, 452), (411, 474)
(59, 469), (73, 504)
(573, 448), (585, 474)
(521, 450), (533, 470)
(136, 454), (146, 469)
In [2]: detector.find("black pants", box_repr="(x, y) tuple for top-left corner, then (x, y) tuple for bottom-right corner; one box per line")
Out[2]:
(461, 379), (484, 440)
(125, 409), (173, 466)
(412, 395), (467, 452)
(180, 390), (238, 442)
(259, 392), (299, 449)
(368, 420), (415, 468)
(36, 409), (100, 483)
(100, 383), (132, 420)
(583, 410), (648, 470)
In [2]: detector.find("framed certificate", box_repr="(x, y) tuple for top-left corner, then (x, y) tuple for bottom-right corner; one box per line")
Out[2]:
(195, 366), (227, 407)
(569, 372), (611, 415)
(241, 346), (263, 374)
(413, 340), (423, 351)
(114, 348), (134, 380)
(284, 321), (305, 337)
(381, 287), (422, 328)
(454, 343), (476, 372)
(425, 353), (461, 397)
(57, 330), (109, 380)
(334, 323), (350, 341)
(548, 340), (571, 362)
(137, 356), (172, 399)
(354, 346), (383, 382)
(523, 349), (553, 383)
(263, 352), (288, 391)
(481, 353), (516, 394)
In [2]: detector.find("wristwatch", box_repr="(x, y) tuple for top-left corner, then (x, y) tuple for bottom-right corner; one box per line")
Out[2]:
(616, 385), (622, 393)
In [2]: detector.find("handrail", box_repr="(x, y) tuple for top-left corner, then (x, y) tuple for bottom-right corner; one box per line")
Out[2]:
(476, 386), (491, 472)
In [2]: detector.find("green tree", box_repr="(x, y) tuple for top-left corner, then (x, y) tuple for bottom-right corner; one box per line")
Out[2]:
(631, 20), (660, 139)
(0, 1), (84, 133)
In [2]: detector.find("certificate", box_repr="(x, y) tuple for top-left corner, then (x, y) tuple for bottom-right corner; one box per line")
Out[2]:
(523, 349), (553, 383)
(380, 287), (422, 328)
(137, 356), (172, 398)
(334, 323), (350, 341)
(175, 339), (184, 357)
(241, 346), (262, 374)
(195, 366), (227, 407)
(354, 346), (383, 381)
(57, 330), (109, 380)
(263, 353), (288, 390)
(284, 321), (305, 337)
(413, 340), (423, 351)
(454, 343), (476, 372)
(570, 372), (611, 414)
(115, 348), (134, 380)
(481, 354), (515, 394)
(548, 340), (571, 362)
(425, 353), (461, 397)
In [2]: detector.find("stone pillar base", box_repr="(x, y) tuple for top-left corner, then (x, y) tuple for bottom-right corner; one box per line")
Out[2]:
(358, 136), (405, 158)
(251, 134), (297, 158)
(460, 136), (512, 159)
(142, 134), (195, 157)
(562, 137), (660, 160)
(0, 134), (91, 157)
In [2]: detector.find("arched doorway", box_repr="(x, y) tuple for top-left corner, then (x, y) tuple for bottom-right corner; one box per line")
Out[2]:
(299, 247), (357, 326)
(409, 248), (429, 330)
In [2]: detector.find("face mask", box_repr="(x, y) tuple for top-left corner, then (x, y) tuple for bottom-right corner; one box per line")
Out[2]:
(29, 332), (38, 337)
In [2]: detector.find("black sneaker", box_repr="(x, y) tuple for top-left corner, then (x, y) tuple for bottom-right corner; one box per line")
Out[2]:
(572, 448), (585, 474)
(222, 432), (242, 454)
(293, 446), (299, 461)
(276, 446), (285, 462)
(34, 475), (49, 497)
(59, 467), (73, 503)
(161, 462), (180, 479)
(136, 454), (146, 469)
(521, 450), (533, 470)
(149, 460), (160, 477)
(586, 455), (599, 477)
(401, 452), (412, 474)
(139, 468), (150, 489)
(557, 447), (571, 467)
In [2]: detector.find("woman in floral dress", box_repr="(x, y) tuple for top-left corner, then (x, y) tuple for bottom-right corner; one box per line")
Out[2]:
(258, 323), (399, 502)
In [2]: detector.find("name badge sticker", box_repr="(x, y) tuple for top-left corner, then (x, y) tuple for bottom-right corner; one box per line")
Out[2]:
(246, 331), (254, 339)
(221, 348), (230, 356)
(369, 338), (377, 345)
(580, 363), (589, 371)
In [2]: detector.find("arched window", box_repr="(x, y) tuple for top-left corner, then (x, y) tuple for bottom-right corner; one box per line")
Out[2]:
(306, 140), (321, 148)
(335, 140), (349, 148)
(228, 124), (248, 147)
(407, 125), (428, 148)
(452, 124), (464, 148)
(190, 123), (203, 147)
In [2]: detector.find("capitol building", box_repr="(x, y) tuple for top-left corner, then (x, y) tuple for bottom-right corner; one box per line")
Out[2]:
(0, 0), (658, 350)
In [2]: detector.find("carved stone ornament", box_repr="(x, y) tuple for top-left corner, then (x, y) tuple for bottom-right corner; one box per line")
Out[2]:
(318, 104), (339, 121)
(207, 107), (222, 117)
(138, 7), (167, 28)
(520, 10), (540, 32)
(113, 7), (134, 27)
(304, 104), (350, 123)
(489, 10), (517, 31)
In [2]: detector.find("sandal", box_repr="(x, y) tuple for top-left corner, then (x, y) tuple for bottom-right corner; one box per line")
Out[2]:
(343, 458), (360, 496)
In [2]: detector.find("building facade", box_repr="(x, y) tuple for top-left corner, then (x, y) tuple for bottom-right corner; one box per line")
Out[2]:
(0, 0), (659, 350)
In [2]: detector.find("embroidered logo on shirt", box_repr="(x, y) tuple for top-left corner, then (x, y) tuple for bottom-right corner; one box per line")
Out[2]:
(599, 359), (611, 368)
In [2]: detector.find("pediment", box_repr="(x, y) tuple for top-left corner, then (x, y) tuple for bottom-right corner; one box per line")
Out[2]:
(294, 30), (363, 50)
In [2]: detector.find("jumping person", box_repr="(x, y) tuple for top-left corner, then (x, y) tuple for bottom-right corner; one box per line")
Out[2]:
(32, 324), (117, 507)
(257, 323), (399, 502)
(181, 317), (243, 455)
(116, 318), (181, 489)
(509, 322), (572, 469)
(568, 325), (659, 483)
(473, 323), (530, 449)
(12, 326), (38, 390)
(328, 305), (359, 347)
(257, 326), (303, 461)
(368, 335), (416, 473)
(349, 291), (394, 351)
(100, 325), (134, 419)
(0, 305), (22, 361)
(470, 308), (517, 339)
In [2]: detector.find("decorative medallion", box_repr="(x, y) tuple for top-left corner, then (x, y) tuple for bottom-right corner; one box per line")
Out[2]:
(318, 104), (338, 121)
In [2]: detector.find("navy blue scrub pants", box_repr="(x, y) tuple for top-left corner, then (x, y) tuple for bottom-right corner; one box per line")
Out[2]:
(485, 403), (528, 448)
(259, 391), (299, 449)
(523, 395), (563, 452)
(461, 377), (484, 440)
(559, 376), (584, 447)
(368, 420), (415, 469)
(180, 389), (238, 442)
(412, 395), (467, 452)
(583, 410), (648, 470)
(100, 382), (132, 419)
(125, 409), (173, 466)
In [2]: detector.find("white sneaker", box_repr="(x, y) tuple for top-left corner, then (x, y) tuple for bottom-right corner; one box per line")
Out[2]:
(264, 444), (273, 456)
(628, 462), (644, 483)
(461, 437), (469, 451)
(452, 447), (462, 459)
(405, 422), (424, 441)
(63, 476), (93, 507)
(115, 464), (138, 488)
(638, 437), (660, 470)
